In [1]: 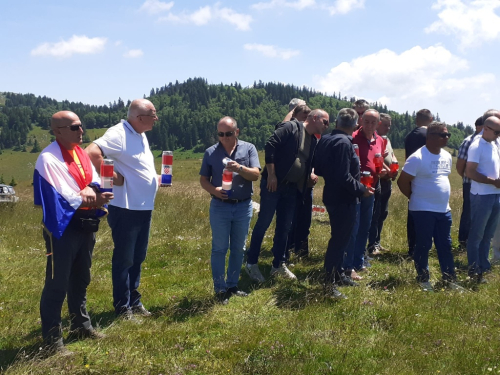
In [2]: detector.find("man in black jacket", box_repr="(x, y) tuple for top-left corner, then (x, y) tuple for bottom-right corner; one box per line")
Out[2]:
(245, 109), (329, 281)
(314, 108), (374, 298)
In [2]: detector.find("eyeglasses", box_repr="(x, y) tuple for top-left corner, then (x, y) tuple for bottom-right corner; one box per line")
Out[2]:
(58, 124), (83, 131)
(217, 131), (235, 137)
(137, 114), (158, 119)
(486, 126), (500, 136)
(430, 132), (451, 139)
(322, 119), (329, 126)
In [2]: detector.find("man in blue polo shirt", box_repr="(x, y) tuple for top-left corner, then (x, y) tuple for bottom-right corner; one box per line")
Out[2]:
(200, 116), (261, 304)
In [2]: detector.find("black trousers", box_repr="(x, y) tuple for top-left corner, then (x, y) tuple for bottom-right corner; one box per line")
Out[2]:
(324, 201), (357, 282)
(407, 204), (416, 257)
(458, 182), (471, 244)
(40, 224), (95, 343)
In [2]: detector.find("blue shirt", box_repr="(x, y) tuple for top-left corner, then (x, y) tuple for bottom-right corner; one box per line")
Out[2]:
(200, 140), (261, 200)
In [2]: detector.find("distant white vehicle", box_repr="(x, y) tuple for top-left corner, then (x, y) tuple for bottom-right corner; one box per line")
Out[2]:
(0, 184), (19, 203)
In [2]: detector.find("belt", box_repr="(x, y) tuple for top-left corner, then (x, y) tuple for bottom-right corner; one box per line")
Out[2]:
(212, 197), (251, 204)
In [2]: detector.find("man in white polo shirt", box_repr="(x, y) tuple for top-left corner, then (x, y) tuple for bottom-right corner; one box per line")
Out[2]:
(86, 99), (159, 317)
(465, 114), (500, 283)
(397, 121), (458, 291)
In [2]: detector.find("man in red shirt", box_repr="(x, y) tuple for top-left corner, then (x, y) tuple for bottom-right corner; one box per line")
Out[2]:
(343, 109), (387, 281)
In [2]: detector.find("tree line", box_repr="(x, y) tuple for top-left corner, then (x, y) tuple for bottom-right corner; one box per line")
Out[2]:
(0, 78), (474, 153)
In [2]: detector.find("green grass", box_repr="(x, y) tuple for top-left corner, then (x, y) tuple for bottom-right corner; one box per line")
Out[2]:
(1, 149), (500, 374)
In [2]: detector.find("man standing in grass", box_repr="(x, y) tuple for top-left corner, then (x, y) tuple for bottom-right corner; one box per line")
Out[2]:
(368, 113), (398, 255)
(314, 108), (373, 298)
(456, 116), (484, 249)
(404, 109), (434, 258)
(200, 116), (260, 304)
(397, 121), (458, 291)
(34, 111), (113, 354)
(246, 109), (329, 281)
(86, 99), (159, 319)
(465, 113), (500, 283)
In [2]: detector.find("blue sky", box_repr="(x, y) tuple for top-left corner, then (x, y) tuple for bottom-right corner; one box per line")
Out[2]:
(1, 0), (499, 126)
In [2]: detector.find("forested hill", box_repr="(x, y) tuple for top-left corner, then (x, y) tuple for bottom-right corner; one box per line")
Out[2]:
(0, 77), (473, 153)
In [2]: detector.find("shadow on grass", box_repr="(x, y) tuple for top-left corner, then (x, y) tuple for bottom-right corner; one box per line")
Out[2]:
(159, 296), (215, 323)
(367, 274), (410, 291)
(375, 251), (412, 266)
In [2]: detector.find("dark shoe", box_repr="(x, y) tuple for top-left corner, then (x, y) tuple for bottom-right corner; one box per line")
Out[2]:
(131, 305), (152, 317)
(117, 308), (142, 323)
(336, 275), (359, 287)
(41, 338), (73, 357)
(227, 287), (248, 297)
(215, 291), (230, 305)
(477, 274), (487, 284)
(324, 284), (347, 299)
(68, 328), (106, 341)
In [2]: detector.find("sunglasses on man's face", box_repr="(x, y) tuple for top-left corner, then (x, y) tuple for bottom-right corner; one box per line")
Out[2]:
(430, 132), (451, 139)
(58, 124), (83, 131)
(217, 131), (235, 137)
(322, 119), (329, 126)
(486, 126), (500, 136)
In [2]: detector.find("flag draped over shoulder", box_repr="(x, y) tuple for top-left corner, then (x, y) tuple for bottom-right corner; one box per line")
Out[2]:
(33, 142), (100, 239)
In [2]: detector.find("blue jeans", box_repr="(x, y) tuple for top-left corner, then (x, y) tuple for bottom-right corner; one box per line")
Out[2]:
(458, 182), (471, 244)
(209, 199), (253, 293)
(467, 193), (500, 275)
(107, 206), (152, 314)
(247, 179), (297, 268)
(343, 194), (375, 271)
(411, 210), (455, 282)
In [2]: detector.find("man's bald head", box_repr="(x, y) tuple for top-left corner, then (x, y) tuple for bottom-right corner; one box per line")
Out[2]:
(127, 99), (154, 119)
(127, 99), (158, 133)
(51, 111), (80, 131)
(484, 115), (500, 130)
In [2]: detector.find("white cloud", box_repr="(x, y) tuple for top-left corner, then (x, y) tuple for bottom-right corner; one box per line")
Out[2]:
(426, 0), (500, 49)
(115, 40), (122, 46)
(139, 0), (174, 14)
(31, 35), (107, 58)
(251, 0), (364, 14)
(252, 0), (316, 11)
(124, 49), (144, 58)
(244, 43), (300, 59)
(159, 3), (252, 31)
(325, 0), (365, 15)
(317, 45), (496, 125)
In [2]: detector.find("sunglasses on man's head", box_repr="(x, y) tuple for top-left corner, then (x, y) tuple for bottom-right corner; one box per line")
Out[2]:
(217, 131), (235, 137)
(430, 132), (451, 139)
(486, 126), (500, 136)
(58, 124), (83, 131)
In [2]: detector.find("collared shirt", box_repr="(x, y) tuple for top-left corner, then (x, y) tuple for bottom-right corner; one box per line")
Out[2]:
(200, 140), (261, 200)
(94, 120), (158, 210)
(352, 127), (385, 186)
(457, 133), (480, 184)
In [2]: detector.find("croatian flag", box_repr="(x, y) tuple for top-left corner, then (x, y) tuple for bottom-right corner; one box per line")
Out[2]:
(33, 142), (100, 239)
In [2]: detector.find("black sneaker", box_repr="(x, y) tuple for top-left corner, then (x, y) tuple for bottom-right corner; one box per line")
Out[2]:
(336, 275), (359, 287)
(215, 291), (230, 305)
(324, 284), (347, 299)
(227, 287), (248, 297)
(41, 339), (73, 357)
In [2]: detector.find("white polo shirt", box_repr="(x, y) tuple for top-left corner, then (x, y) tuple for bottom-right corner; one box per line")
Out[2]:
(467, 135), (500, 195)
(94, 120), (158, 210)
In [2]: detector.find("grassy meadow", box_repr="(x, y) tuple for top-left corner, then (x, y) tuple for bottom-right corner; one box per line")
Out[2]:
(1, 141), (500, 375)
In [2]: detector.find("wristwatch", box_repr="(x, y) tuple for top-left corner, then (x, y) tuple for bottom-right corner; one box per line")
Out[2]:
(239, 165), (243, 172)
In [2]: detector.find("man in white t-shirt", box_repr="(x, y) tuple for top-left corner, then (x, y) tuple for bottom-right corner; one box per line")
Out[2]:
(465, 114), (500, 283)
(397, 122), (458, 291)
(86, 99), (159, 318)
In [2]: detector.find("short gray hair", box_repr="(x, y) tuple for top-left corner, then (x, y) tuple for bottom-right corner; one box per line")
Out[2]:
(380, 113), (392, 122)
(352, 99), (369, 110)
(289, 98), (306, 112)
(482, 109), (500, 123)
(336, 108), (358, 130)
(426, 121), (447, 138)
(218, 116), (238, 130)
(362, 109), (380, 121)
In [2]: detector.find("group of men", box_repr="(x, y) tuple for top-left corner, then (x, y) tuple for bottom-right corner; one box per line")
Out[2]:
(34, 95), (500, 353)
(35, 99), (160, 354)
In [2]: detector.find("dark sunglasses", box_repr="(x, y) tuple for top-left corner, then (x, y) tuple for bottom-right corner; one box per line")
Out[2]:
(486, 126), (500, 136)
(430, 132), (451, 139)
(58, 124), (83, 131)
(217, 131), (235, 137)
(137, 114), (158, 119)
(322, 119), (329, 126)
